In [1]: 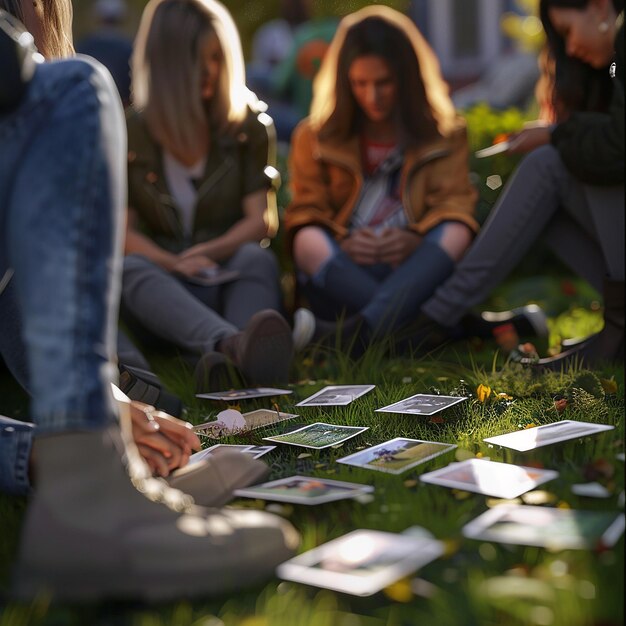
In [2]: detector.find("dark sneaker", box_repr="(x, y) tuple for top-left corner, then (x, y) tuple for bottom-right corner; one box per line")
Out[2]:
(219, 310), (294, 386)
(193, 350), (242, 393)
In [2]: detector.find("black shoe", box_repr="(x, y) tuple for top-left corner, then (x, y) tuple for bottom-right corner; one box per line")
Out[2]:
(119, 364), (183, 417)
(193, 351), (242, 393)
(466, 304), (549, 340)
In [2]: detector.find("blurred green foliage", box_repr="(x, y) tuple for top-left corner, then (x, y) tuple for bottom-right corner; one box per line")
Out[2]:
(462, 103), (538, 224)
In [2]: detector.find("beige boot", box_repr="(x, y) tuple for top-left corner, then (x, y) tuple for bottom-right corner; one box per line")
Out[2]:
(12, 419), (298, 602)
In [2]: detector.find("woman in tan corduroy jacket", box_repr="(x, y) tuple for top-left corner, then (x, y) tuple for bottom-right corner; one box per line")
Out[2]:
(285, 5), (479, 352)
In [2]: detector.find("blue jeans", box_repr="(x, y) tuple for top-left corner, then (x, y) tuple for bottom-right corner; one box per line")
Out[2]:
(0, 416), (33, 495)
(301, 225), (454, 334)
(0, 57), (125, 494)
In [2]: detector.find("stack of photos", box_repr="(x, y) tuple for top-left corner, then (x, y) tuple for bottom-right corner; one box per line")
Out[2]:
(263, 422), (368, 449)
(483, 420), (615, 452)
(233, 476), (374, 505)
(376, 394), (468, 416)
(296, 385), (376, 407)
(277, 529), (444, 596)
(337, 438), (457, 475)
(419, 459), (559, 499)
(462, 505), (625, 550)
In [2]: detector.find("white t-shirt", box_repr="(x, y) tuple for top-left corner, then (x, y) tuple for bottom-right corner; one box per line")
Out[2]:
(163, 151), (206, 238)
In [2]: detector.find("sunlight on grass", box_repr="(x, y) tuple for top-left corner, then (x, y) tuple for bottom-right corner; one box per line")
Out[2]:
(0, 300), (622, 625)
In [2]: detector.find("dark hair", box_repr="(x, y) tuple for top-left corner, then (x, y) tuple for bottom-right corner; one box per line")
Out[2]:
(539, 0), (623, 117)
(320, 16), (441, 146)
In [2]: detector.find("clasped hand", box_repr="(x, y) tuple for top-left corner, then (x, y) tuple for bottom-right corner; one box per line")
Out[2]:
(129, 400), (201, 477)
(340, 227), (422, 268)
(171, 247), (217, 278)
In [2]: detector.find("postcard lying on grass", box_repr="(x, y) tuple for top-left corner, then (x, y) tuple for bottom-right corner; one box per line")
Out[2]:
(337, 438), (456, 475)
(277, 529), (444, 596)
(194, 408), (298, 437)
(296, 385), (376, 407)
(420, 458), (558, 499)
(263, 422), (368, 449)
(376, 393), (468, 416)
(196, 387), (293, 401)
(462, 504), (625, 550)
(483, 420), (615, 452)
(234, 475), (373, 505)
(187, 443), (276, 466)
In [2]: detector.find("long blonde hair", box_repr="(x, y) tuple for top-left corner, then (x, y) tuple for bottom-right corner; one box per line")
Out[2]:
(0, 0), (74, 58)
(132, 0), (255, 159)
(310, 5), (456, 144)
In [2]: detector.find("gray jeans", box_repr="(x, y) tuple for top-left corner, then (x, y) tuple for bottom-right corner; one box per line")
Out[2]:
(121, 242), (282, 356)
(422, 145), (625, 326)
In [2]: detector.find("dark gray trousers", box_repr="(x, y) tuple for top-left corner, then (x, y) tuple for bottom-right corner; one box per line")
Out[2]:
(422, 145), (624, 326)
(121, 242), (282, 356)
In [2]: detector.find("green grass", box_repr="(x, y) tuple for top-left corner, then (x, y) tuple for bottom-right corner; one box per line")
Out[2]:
(0, 276), (623, 626)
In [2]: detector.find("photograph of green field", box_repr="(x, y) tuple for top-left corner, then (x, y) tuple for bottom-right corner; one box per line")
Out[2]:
(338, 437), (457, 474)
(264, 422), (368, 449)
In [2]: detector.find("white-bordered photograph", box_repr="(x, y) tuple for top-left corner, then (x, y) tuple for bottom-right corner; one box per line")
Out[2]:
(243, 445), (276, 459)
(337, 438), (457, 475)
(233, 475), (374, 505)
(276, 529), (444, 596)
(187, 444), (253, 466)
(193, 408), (298, 438)
(462, 505), (626, 550)
(419, 459), (559, 499)
(196, 387), (293, 401)
(483, 420), (615, 452)
(296, 385), (376, 407)
(263, 422), (369, 449)
(376, 393), (468, 416)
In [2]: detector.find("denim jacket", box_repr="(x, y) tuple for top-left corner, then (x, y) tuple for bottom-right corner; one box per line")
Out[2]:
(126, 105), (279, 253)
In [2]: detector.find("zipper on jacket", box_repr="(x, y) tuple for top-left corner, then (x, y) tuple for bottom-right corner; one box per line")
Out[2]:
(142, 180), (185, 240)
(401, 147), (450, 222)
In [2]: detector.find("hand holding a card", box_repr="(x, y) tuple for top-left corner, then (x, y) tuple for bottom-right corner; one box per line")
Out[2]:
(171, 253), (218, 279)
(475, 122), (552, 158)
(506, 121), (552, 154)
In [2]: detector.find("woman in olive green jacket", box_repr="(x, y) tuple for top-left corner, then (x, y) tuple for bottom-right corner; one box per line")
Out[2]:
(122, 0), (293, 388)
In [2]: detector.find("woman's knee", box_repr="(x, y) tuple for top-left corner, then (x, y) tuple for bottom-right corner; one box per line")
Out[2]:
(122, 254), (163, 282)
(228, 242), (279, 278)
(425, 222), (474, 262)
(520, 144), (565, 176)
(292, 226), (334, 276)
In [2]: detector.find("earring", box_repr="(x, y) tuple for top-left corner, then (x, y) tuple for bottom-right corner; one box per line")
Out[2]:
(598, 21), (609, 33)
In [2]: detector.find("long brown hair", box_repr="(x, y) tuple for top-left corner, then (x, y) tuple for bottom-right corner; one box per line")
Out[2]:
(310, 5), (456, 146)
(539, 0), (623, 119)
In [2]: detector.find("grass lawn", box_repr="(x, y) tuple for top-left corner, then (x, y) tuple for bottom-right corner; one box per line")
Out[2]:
(0, 274), (623, 626)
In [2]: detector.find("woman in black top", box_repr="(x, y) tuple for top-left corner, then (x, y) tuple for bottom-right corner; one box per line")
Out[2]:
(416, 0), (624, 366)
